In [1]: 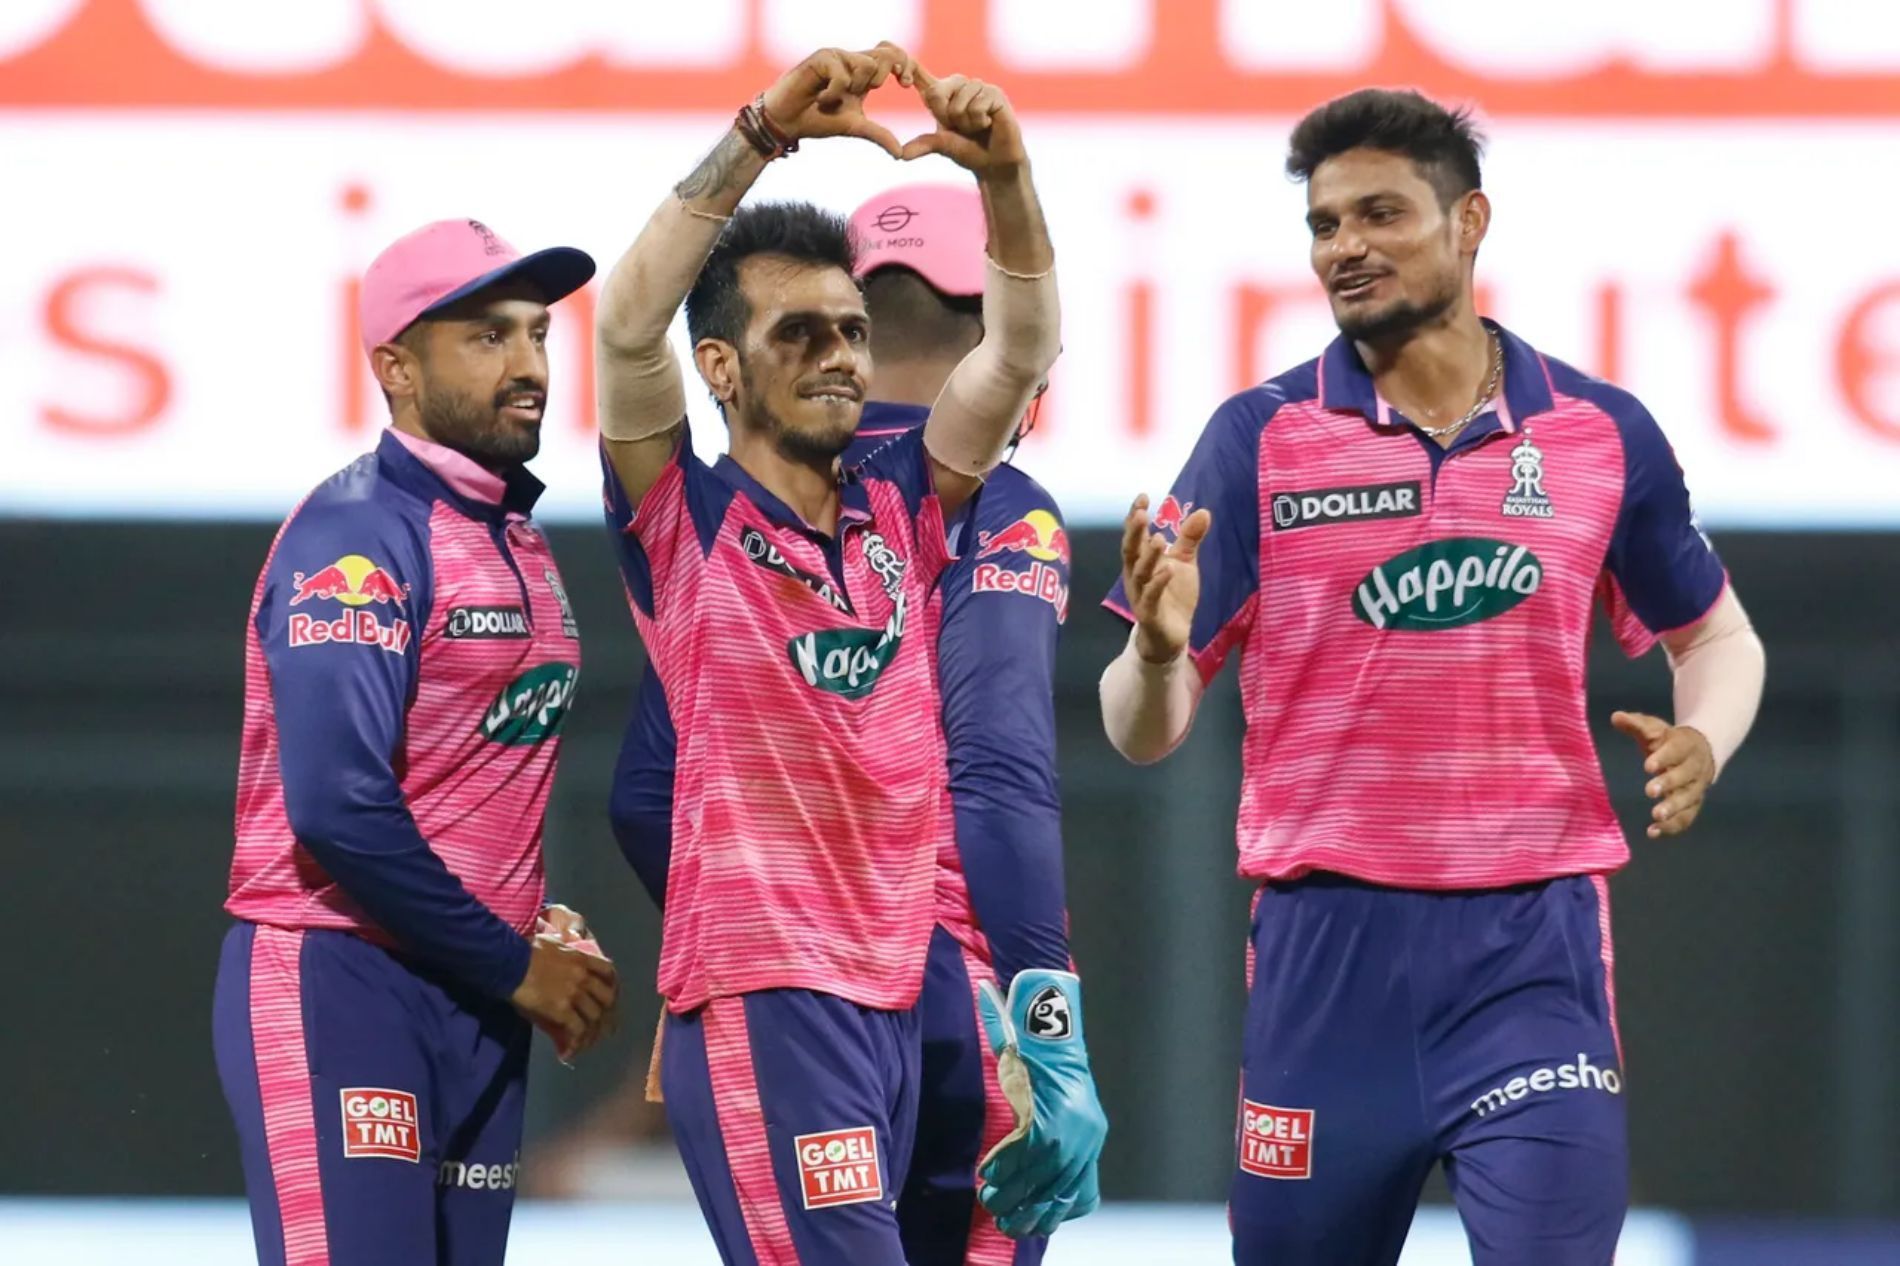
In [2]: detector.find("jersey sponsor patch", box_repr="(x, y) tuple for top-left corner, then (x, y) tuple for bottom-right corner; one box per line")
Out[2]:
(340, 1088), (421, 1162)
(740, 525), (854, 614)
(446, 605), (530, 639)
(972, 560), (1069, 621)
(1352, 538), (1543, 630)
(975, 508), (1070, 565)
(787, 608), (904, 699)
(1470, 1052), (1622, 1117)
(1149, 495), (1194, 540)
(479, 661), (578, 745)
(1270, 480), (1421, 532)
(438, 1151), (521, 1191)
(287, 554), (409, 608)
(287, 608), (412, 654)
(794, 1125), (884, 1209)
(785, 530), (911, 698)
(1239, 1100), (1313, 1180)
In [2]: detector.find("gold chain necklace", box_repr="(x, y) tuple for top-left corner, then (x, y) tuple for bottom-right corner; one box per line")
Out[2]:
(1412, 335), (1503, 441)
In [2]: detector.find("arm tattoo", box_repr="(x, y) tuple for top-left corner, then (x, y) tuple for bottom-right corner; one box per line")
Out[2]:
(675, 129), (751, 202)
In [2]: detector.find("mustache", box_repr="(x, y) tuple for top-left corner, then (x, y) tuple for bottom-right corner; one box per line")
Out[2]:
(797, 374), (863, 400)
(492, 379), (547, 409)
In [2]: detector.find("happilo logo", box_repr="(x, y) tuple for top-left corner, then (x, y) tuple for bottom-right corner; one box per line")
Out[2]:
(1238, 1101), (1314, 1180)
(795, 1126), (883, 1210)
(1471, 1052), (1623, 1117)
(478, 661), (578, 745)
(1353, 538), (1542, 631)
(786, 532), (908, 699)
(340, 1088), (420, 1162)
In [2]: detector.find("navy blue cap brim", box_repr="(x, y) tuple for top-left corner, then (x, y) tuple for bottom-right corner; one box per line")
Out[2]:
(416, 245), (597, 323)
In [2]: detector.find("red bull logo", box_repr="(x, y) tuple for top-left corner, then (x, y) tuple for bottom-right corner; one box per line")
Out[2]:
(289, 554), (410, 607)
(1150, 495), (1194, 539)
(975, 509), (1070, 565)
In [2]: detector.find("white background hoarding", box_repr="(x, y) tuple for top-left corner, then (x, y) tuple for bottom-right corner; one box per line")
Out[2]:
(5, 0), (1900, 527)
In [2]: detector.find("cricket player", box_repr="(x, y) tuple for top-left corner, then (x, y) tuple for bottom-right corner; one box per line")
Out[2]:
(608, 182), (1105, 1263)
(212, 219), (619, 1266)
(1101, 90), (1767, 1266)
(594, 44), (1090, 1264)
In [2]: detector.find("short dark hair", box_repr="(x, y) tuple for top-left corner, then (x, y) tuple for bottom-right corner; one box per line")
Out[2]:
(861, 267), (983, 364)
(1286, 89), (1485, 207)
(685, 201), (857, 347)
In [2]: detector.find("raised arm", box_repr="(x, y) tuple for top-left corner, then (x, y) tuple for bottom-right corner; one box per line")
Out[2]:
(902, 70), (1061, 515)
(596, 45), (912, 508)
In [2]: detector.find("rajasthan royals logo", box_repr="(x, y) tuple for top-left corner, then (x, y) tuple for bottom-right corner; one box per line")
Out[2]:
(1501, 435), (1554, 519)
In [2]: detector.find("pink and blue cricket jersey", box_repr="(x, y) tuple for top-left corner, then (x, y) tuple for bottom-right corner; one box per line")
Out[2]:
(214, 428), (580, 1266)
(1107, 322), (1726, 891)
(1107, 323), (1728, 1265)
(609, 402), (1070, 1266)
(606, 423), (960, 1264)
(607, 422), (957, 1015)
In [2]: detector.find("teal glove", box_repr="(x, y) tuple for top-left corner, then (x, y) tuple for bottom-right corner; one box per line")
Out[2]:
(974, 969), (1108, 1238)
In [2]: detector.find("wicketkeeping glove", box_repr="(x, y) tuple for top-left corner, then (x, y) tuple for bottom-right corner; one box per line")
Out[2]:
(974, 969), (1107, 1238)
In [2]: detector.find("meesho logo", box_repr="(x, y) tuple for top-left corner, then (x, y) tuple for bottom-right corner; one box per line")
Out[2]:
(1470, 1052), (1623, 1117)
(1352, 537), (1542, 631)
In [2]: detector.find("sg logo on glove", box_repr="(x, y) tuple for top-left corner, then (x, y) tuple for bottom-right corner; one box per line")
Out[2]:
(1026, 985), (1073, 1040)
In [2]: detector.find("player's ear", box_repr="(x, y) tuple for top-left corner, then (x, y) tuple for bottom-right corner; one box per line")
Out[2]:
(371, 343), (419, 401)
(693, 339), (741, 408)
(1457, 189), (1491, 255)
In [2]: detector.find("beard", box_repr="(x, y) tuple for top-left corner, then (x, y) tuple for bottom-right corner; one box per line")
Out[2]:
(738, 362), (858, 466)
(417, 380), (541, 467)
(1334, 269), (1460, 343)
(748, 401), (856, 465)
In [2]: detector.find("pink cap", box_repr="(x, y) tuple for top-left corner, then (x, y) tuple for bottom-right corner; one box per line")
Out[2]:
(849, 183), (986, 298)
(358, 218), (595, 357)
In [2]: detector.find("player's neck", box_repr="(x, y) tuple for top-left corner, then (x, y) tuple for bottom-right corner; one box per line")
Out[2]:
(729, 437), (841, 535)
(1357, 302), (1494, 439)
(867, 359), (959, 409)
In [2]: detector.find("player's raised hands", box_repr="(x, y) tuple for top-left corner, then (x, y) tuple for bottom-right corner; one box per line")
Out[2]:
(900, 66), (1028, 173)
(1610, 711), (1715, 838)
(760, 43), (916, 159)
(1121, 494), (1212, 665)
(513, 934), (620, 1061)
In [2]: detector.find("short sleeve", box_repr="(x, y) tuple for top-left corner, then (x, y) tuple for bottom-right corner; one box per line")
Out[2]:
(1104, 391), (1267, 683)
(1600, 399), (1728, 657)
(601, 425), (726, 619)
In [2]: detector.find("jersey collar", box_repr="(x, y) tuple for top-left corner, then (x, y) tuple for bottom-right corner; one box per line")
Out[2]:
(1316, 319), (1557, 435)
(712, 453), (872, 538)
(378, 428), (544, 522)
(850, 400), (930, 448)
